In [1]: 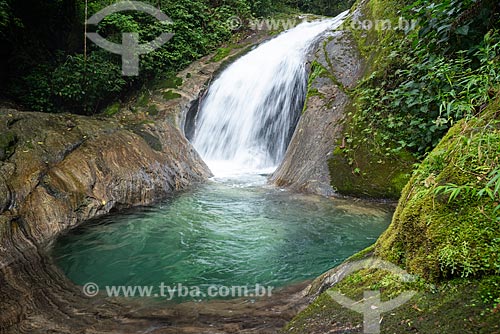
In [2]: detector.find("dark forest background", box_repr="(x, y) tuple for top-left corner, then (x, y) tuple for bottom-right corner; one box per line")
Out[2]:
(0, 0), (354, 114)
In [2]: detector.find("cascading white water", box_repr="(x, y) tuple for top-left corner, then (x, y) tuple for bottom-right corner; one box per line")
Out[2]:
(192, 12), (348, 177)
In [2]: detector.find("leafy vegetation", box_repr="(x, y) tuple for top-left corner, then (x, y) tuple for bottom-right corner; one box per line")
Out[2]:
(295, 1), (500, 331)
(1, 0), (254, 114)
(330, 0), (499, 199)
(349, 0), (500, 157)
(292, 0), (356, 17)
(434, 168), (500, 218)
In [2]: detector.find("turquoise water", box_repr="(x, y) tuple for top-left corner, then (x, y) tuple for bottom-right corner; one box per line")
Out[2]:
(52, 175), (392, 301)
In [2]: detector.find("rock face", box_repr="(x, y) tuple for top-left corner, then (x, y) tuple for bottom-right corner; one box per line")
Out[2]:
(272, 0), (416, 199)
(0, 110), (211, 257)
(270, 29), (365, 196)
(0, 108), (211, 331)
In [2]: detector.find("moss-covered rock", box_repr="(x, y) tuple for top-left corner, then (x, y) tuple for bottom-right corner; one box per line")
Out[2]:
(284, 268), (500, 334)
(0, 131), (17, 161)
(271, 0), (416, 199)
(271, 27), (366, 196)
(375, 96), (500, 281)
(103, 102), (121, 117)
(283, 1), (500, 332)
(329, 137), (414, 199)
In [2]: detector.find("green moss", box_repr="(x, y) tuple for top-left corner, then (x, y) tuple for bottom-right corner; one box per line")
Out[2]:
(0, 131), (17, 161)
(211, 47), (232, 62)
(0, 132), (16, 149)
(328, 132), (415, 199)
(211, 40), (251, 63)
(154, 75), (183, 89)
(302, 60), (346, 114)
(136, 92), (150, 108)
(324, 0), (417, 199)
(320, 38), (349, 93)
(162, 90), (182, 101)
(346, 0), (402, 74)
(346, 244), (376, 262)
(147, 104), (160, 116)
(285, 271), (500, 334)
(375, 96), (500, 281)
(286, 1), (500, 331)
(312, 59), (347, 91)
(103, 102), (121, 117)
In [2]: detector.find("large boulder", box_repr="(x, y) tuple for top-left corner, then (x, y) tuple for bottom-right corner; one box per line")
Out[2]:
(271, 29), (365, 196)
(375, 96), (500, 280)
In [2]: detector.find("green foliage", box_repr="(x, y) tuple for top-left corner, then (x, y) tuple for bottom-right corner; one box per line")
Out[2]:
(211, 47), (232, 62)
(0, 0), (10, 32)
(52, 52), (127, 113)
(293, 0), (355, 17)
(431, 116), (500, 224)
(9, 64), (54, 112)
(103, 102), (121, 117)
(479, 276), (500, 312)
(10, 51), (126, 113)
(286, 271), (500, 333)
(350, 0), (500, 157)
(408, 0), (499, 54)
(3, 0), (253, 114)
(0, 131), (16, 161)
(162, 90), (181, 101)
(434, 168), (500, 218)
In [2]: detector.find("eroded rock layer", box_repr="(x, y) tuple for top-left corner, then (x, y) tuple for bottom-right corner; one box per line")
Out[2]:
(0, 108), (211, 332)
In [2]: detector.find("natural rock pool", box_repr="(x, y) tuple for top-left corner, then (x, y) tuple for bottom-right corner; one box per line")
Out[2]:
(52, 173), (392, 302)
(51, 15), (392, 306)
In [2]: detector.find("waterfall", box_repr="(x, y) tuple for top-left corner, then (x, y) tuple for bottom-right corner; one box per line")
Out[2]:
(192, 12), (348, 177)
